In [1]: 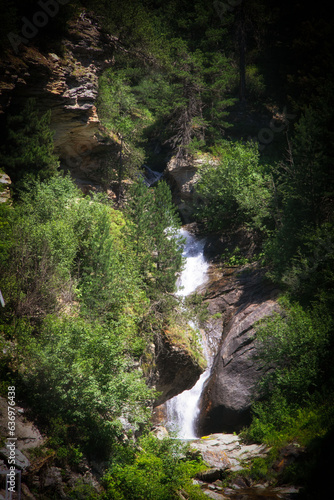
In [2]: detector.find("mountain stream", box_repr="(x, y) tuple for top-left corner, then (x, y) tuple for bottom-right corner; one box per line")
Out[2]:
(166, 228), (211, 439)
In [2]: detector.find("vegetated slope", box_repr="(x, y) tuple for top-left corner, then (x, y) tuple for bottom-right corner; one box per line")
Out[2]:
(0, 0), (334, 498)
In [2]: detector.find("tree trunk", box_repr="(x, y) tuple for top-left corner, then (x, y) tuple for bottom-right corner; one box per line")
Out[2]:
(237, 6), (247, 103)
(117, 135), (123, 204)
(239, 26), (246, 102)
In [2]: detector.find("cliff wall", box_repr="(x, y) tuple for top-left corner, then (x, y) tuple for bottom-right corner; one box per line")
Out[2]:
(0, 12), (119, 193)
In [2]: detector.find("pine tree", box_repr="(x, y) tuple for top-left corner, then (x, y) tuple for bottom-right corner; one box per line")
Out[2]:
(151, 181), (184, 293)
(0, 98), (59, 185)
(126, 179), (183, 295)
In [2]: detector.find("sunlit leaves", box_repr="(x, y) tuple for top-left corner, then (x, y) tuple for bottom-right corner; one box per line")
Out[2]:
(195, 140), (271, 231)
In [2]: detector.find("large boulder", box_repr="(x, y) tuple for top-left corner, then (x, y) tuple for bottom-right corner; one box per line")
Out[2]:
(190, 433), (269, 472)
(153, 327), (206, 406)
(197, 267), (279, 434)
(0, 397), (44, 452)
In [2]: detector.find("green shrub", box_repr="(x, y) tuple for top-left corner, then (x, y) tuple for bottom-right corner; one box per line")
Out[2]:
(22, 316), (155, 458)
(103, 434), (207, 500)
(244, 298), (333, 446)
(195, 140), (272, 232)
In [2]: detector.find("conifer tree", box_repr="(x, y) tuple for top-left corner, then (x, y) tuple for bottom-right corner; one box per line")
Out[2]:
(151, 180), (184, 293)
(126, 179), (183, 295)
(0, 98), (59, 185)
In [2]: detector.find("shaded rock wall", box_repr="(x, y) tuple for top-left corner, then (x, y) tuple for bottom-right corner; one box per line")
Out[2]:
(153, 329), (204, 406)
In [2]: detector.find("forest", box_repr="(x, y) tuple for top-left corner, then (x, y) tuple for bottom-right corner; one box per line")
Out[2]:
(0, 0), (334, 498)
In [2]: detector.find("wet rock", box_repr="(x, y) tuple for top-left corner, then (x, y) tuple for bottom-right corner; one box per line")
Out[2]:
(164, 154), (218, 223)
(152, 425), (169, 440)
(272, 485), (300, 497)
(230, 476), (250, 489)
(197, 468), (222, 482)
(203, 489), (228, 499)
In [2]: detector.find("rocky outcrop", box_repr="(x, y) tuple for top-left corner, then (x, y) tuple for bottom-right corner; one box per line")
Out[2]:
(197, 265), (279, 435)
(191, 433), (269, 473)
(153, 328), (205, 406)
(0, 397), (102, 499)
(164, 154), (217, 222)
(0, 12), (119, 189)
(0, 397), (44, 453)
(189, 433), (302, 499)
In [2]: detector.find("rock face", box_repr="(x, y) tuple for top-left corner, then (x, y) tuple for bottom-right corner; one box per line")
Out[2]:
(0, 172), (11, 203)
(0, 397), (44, 453)
(164, 154), (217, 222)
(0, 397), (102, 498)
(189, 433), (302, 499)
(153, 329), (204, 406)
(197, 265), (279, 435)
(0, 12), (119, 188)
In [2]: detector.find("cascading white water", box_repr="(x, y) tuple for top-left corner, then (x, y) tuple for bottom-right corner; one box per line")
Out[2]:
(166, 228), (211, 439)
(175, 228), (209, 297)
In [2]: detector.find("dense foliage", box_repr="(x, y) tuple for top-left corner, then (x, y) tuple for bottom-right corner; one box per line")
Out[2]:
(0, 99), (59, 187)
(195, 140), (271, 231)
(1, 0), (334, 497)
(245, 298), (333, 444)
(103, 434), (206, 500)
(0, 173), (185, 459)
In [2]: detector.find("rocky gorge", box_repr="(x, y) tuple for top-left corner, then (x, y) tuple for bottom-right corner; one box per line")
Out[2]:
(0, 11), (305, 500)
(151, 225), (303, 500)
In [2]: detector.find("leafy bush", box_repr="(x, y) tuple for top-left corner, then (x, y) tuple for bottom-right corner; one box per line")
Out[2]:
(22, 316), (155, 457)
(255, 298), (331, 403)
(195, 141), (272, 231)
(244, 298), (333, 445)
(125, 179), (184, 297)
(103, 434), (207, 500)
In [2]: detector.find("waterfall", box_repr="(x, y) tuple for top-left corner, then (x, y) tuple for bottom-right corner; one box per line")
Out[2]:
(142, 165), (163, 186)
(166, 228), (211, 439)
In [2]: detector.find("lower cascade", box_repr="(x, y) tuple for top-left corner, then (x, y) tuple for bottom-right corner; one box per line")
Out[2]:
(166, 228), (210, 439)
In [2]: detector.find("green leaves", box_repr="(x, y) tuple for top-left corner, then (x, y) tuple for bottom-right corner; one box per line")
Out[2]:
(23, 316), (155, 456)
(195, 140), (272, 231)
(103, 434), (206, 500)
(241, 297), (333, 448)
(244, 298), (333, 445)
(126, 180), (184, 296)
(0, 172), (187, 465)
(255, 298), (331, 402)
